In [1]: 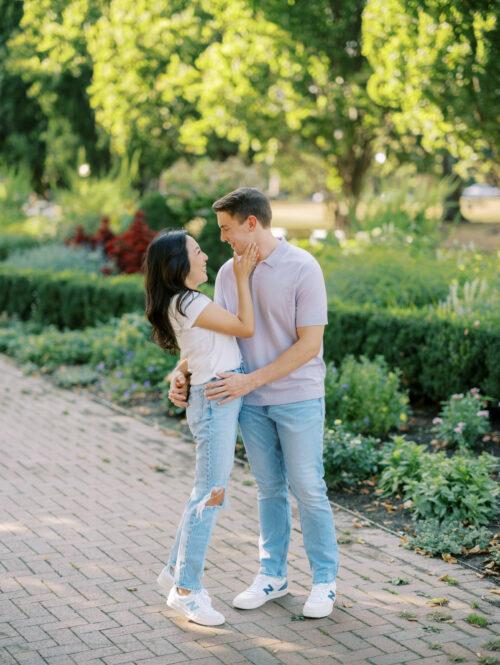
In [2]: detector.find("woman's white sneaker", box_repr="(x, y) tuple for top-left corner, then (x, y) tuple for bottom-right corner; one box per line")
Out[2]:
(233, 574), (288, 609)
(167, 587), (225, 626)
(303, 582), (337, 618)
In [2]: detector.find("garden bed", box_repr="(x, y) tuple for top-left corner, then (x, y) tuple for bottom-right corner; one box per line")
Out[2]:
(42, 371), (499, 579)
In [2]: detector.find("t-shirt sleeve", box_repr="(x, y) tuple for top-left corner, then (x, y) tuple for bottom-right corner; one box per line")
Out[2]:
(182, 292), (211, 329)
(295, 258), (328, 327)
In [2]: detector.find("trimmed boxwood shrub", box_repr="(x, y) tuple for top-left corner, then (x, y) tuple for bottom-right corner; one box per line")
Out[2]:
(324, 301), (500, 401)
(0, 233), (41, 261)
(1, 268), (498, 401)
(0, 267), (144, 328)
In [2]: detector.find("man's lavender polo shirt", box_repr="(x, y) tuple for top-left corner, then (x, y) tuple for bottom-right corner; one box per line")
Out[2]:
(214, 238), (328, 406)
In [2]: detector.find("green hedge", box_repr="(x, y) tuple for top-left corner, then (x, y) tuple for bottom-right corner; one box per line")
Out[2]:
(324, 302), (500, 401)
(0, 233), (41, 261)
(0, 268), (144, 328)
(1, 268), (498, 401)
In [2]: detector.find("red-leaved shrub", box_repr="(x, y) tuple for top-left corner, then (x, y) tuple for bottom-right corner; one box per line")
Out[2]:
(105, 211), (156, 274)
(93, 216), (115, 251)
(66, 216), (115, 254)
(66, 225), (92, 248)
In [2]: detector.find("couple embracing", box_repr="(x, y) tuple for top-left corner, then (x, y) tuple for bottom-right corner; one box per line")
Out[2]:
(144, 187), (339, 626)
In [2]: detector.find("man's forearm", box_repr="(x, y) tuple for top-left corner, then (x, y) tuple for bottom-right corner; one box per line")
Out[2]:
(248, 338), (319, 391)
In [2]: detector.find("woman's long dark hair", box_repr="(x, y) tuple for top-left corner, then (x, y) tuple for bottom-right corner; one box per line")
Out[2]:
(144, 229), (196, 352)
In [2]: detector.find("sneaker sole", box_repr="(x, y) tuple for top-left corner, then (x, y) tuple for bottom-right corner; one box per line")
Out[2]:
(233, 587), (289, 610)
(166, 597), (225, 626)
(302, 603), (335, 618)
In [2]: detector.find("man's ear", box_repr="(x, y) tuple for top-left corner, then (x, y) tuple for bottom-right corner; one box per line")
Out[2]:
(247, 215), (258, 231)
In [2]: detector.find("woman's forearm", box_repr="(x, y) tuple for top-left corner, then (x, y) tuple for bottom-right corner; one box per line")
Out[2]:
(236, 278), (254, 335)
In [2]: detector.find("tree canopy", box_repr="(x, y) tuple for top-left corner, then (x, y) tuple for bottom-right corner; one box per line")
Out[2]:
(1, 0), (498, 193)
(363, 0), (500, 183)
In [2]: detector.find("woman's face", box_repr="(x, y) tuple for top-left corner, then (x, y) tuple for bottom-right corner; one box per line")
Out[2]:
(185, 235), (208, 288)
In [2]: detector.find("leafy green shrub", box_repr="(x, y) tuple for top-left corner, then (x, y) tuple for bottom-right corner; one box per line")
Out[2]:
(323, 425), (382, 489)
(138, 192), (183, 231)
(377, 436), (426, 496)
(52, 365), (99, 388)
(407, 452), (498, 526)
(160, 156), (265, 225)
(0, 164), (32, 225)
(118, 344), (177, 384)
(1, 313), (178, 397)
(2, 243), (110, 274)
(405, 518), (492, 556)
(325, 355), (409, 436)
(89, 314), (178, 402)
(54, 155), (139, 235)
(89, 313), (153, 368)
(432, 388), (491, 448)
(6, 326), (102, 369)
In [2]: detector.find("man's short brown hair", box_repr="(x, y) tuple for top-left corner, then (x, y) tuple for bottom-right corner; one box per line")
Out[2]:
(212, 187), (272, 228)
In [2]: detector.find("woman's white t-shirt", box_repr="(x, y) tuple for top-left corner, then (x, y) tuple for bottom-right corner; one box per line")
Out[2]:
(168, 292), (241, 385)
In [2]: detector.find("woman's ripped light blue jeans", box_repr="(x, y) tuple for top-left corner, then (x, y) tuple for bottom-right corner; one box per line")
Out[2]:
(165, 369), (242, 591)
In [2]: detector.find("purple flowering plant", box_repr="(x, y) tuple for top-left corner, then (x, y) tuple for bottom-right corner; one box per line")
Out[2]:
(432, 388), (491, 448)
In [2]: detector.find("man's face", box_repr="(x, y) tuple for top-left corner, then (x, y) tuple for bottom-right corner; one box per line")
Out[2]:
(216, 211), (252, 255)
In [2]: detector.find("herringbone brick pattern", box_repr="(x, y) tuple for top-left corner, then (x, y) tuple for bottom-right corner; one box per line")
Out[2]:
(0, 356), (498, 665)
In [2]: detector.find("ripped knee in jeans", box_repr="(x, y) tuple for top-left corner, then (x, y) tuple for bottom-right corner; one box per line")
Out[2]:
(206, 487), (225, 506)
(195, 486), (225, 518)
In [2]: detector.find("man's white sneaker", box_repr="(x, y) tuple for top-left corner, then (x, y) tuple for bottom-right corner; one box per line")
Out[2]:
(167, 586), (225, 626)
(157, 565), (174, 593)
(303, 582), (336, 618)
(233, 574), (288, 609)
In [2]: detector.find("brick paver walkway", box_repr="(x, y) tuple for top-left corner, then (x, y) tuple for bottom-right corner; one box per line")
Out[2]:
(0, 356), (498, 665)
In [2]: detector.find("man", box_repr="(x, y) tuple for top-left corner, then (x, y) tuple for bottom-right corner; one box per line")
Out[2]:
(169, 187), (339, 618)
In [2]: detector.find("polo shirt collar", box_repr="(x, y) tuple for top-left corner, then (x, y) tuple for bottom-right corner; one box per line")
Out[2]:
(261, 237), (288, 268)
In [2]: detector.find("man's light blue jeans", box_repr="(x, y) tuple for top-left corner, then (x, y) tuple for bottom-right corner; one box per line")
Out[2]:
(167, 370), (242, 591)
(239, 397), (339, 584)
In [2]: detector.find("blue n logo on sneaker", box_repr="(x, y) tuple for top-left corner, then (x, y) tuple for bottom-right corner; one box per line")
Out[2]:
(263, 584), (274, 595)
(328, 590), (335, 601)
(186, 601), (199, 611)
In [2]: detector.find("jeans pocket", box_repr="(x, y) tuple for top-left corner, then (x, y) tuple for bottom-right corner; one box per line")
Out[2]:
(186, 389), (205, 433)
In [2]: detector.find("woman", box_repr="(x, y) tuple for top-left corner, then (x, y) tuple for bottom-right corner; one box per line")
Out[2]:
(144, 229), (258, 626)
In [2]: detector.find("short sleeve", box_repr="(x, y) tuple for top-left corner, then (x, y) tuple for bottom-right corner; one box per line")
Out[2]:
(181, 292), (211, 329)
(295, 259), (328, 327)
